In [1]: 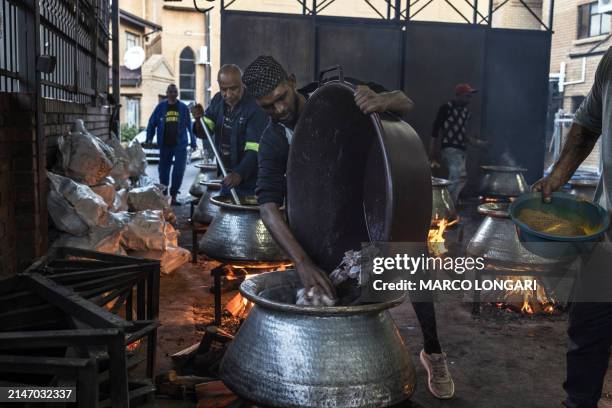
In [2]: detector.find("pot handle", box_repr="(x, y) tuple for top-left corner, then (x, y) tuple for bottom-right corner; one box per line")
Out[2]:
(319, 65), (345, 87)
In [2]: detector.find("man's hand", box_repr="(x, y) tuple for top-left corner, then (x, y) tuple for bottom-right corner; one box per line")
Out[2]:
(354, 85), (388, 114)
(295, 260), (337, 300)
(531, 173), (567, 203)
(223, 172), (242, 188)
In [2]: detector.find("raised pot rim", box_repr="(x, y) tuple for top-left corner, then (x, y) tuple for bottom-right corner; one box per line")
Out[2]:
(432, 177), (452, 187)
(209, 195), (260, 211)
(194, 163), (218, 170)
(480, 165), (528, 173)
(477, 202), (510, 218)
(239, 270), (406, 316)
(200, 180), (223, 189)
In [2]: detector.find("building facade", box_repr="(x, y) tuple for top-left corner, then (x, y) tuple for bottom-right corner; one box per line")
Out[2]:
(113, 0), (212, 130)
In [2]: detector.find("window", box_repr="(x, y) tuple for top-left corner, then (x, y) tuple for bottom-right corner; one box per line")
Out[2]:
(578, 2), (611, 39)
(179, 47), (196, 102)
(126, 31), (140, 50)
(571, 95), (586, 113)
(126, 97), (140, 127)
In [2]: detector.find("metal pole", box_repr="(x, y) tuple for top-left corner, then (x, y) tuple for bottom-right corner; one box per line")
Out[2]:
(473, 0), (478, 24)
(548, 0), (555, 32)
(199, 118), (242, 205)
(111, 0), (120, 138)
(487, 0), (493, 26)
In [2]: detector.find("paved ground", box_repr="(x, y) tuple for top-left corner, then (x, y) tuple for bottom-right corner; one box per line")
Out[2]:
(144, 161), (612, 408)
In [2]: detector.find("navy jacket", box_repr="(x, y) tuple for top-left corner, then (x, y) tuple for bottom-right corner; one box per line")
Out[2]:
(203, 92), (268, 193)
(146, 99), (196, 149)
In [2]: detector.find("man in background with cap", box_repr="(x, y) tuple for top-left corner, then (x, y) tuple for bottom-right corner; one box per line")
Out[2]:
(243, 55), (455, 400)
(429, 84), (479, 205)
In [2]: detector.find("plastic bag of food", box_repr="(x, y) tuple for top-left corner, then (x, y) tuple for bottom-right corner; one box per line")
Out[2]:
(47, 172), (109, 230)
(127, 185), (174, 222)
(106, 137), (131, 183)
(128, 247), (190, 274)
(57, 120), (115, 186)
(111, 189), (129, 212)
(52, 219), (127, 256)
(136, 174), (166, 191)
(47, 189), (89, 236)
(120, 210), (178, 252)
(127, 139), (147, 178)
(91, 177), (116, 208)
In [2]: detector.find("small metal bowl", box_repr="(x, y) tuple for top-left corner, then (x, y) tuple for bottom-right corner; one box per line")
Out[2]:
(509, 192), (609, 259)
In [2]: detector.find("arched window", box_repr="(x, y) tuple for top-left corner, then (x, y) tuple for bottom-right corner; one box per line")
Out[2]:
(179, 47), (196, 102)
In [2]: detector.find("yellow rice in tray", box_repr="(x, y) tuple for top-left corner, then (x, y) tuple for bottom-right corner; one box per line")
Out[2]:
(517, 208), (588, 236)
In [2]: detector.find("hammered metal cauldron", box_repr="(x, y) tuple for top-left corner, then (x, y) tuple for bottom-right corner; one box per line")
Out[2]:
(192, 180), (222, 225)
(466, 202), (568, 273)
(287, 75), (431, 271)
(189, 163), (218, 198)
(198, 196), (287, 262)
(220, 270), (416, 408)
(479, 165), (528, 199)
(432, 177), (456, 224)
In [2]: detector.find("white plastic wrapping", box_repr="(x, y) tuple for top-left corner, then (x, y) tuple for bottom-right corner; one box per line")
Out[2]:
(119, 210), (178, 252)
(91, 177), (116, 208)
(127, 139), (147, 178)
(111, 189), (129, 212)
(57, 120), (114, 186)
(47, 172), (109, 231)
(106, 137), (131, 183)
(127, 185), (174, 222)
(52, 217), (127, 255)
(47, 189), (89, 236)
(128, 247), (190, 274)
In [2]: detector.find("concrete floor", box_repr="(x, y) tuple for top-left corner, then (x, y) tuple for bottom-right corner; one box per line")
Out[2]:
(144, 162), (612, 408)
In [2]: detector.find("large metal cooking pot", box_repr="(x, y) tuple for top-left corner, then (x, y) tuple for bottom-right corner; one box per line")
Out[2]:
(198, 196), (288, 262)
(189, 163), (218, 198)
(192, 180), (222, 225)
(220, 269), (415, 408)
(479, 165), (528, 199)
(287, 74), (431, 271)
(466, 202), (568, 273)
(432, 177), (456, 224)
(563, 178), (599, 201)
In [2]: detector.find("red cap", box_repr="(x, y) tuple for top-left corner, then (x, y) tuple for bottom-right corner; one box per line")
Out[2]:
(455, 83), (477, 95)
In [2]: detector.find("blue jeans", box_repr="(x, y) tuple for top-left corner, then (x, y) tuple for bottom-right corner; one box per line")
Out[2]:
(159, 145), (188, 196)
(441, 147), (467, 204)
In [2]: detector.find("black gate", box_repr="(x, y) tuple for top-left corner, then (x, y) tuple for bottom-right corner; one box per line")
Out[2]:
(220, 1), (552, 185)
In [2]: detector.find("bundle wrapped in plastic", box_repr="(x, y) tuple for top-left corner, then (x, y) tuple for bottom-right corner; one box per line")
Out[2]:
(47, 189), (89, 236)
(111, 189), (129, 212)
(127, 139), (147, 178)
(329, 249), (364, 286)
(129, 247), (191, 275)
(47, 172), (109, 233)
(119, 210), (178, 252)
(52, 216), (127, 255)
(57, 120), (114, 186)
(106, 137), (131, 184)
(136, 174), (165, 191)
(91, 177), (116, 208)
(127, 185), (174, 222)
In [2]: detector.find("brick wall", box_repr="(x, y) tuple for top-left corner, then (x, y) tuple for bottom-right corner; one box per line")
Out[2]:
(43, 99), (111, 170)
(0, 94), (110, 278)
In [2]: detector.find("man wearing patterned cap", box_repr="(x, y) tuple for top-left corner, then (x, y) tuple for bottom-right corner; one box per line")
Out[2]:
(243, 55), (455, 400)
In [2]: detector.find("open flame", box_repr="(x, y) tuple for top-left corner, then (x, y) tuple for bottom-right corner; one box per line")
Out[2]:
(428, 218), (458, 257)
(492, 276), (557, 315)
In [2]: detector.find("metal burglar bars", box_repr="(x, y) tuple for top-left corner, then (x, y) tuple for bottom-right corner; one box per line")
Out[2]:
(0, 0), (110, 104)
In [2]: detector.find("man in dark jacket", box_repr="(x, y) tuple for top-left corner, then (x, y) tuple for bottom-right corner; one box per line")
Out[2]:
(146, 83), (196, 205)
(198, 64), (268, 196)
(243, 55), (455, 400)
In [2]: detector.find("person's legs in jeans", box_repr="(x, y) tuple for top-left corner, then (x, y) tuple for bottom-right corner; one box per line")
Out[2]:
(441, 147), (467, 204)
(170, 146), (188, 197)
(158, 147), (174, 195)
(563, 302), (612, 408)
